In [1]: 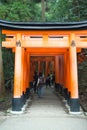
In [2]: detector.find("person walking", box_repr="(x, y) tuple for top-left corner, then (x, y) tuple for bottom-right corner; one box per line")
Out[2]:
(33, 71), (38, 93)
(37, 72), (44, 98)
(46, 74), (50, 88)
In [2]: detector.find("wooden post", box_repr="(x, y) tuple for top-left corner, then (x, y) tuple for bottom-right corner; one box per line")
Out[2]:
(38, 61), (40, 74)
(28, 54), (31, 88)
(24, 51), (28, 91)
(30, 61), (32, 82)
(25, 51), (29, 90)
(21, 48), (25, 106)
(55, 56), (59, 84)
(12, 33), (23, 112)
(67, 51), (71, 93)
(25, 52), (30, 99)
(64, 51), (71, 101)
(51, 60), (55, 74)
(63, 53), (68, 100)
(59, 55), (64, 86)
(27, 53), (30, 88)
(23, 50), (29, 100)
(47, 61), (50, 74)
(64, 53), (67, 88)
(23, 50), (27, 94)
(69, 33), (80, 113)
(58, 55), (64, 94)
(45, 61), (48, 77)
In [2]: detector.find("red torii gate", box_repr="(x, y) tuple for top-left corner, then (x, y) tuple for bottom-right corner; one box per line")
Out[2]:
(30, 56), (55, 78)
(1, 20), (87, 114)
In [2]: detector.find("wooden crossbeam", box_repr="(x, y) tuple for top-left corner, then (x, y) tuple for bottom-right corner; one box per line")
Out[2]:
(30, 56), (54, 62)
(3, 40), (87, 48)
(2, 41), (16, 48)
(22, 39), (69, 48)
(2, 29), (87, 49)
(26, 48), (67, 54)
(2, 29), (87, 35)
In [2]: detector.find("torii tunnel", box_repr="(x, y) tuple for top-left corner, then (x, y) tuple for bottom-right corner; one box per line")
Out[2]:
(1, 20), (87, 114)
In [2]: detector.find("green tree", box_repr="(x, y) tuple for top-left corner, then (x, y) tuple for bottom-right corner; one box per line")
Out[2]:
(0, 30), (5, 97)
(45, 0), (87, 22)
(0, 1), (42, 22)
(0, 0), (87, 90)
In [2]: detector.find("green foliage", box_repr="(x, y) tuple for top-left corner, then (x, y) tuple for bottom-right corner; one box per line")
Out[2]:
(78, 61), (87, 88)
(2, 48), (14, 84)
(33, 3), (42, 21)
(7, 2), (31, 21)
(0, 1), (42, 22)
(1, 0), (87, 89)
(0, 98), (5, 102)
(0, 1), (31, 21)
(0, 4), (9, 19)
(0, 0), (87, 22)
(45, 0), (87, 22)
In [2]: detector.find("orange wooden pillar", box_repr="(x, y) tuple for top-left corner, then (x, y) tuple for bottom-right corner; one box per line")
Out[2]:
(30, 61), (33, 82)
(59, 55), (64, 86)
(66, 51), (71, 94)
(51, 60), (55, 74)
(21, 48), (29, 106)
(58, 55), (64, 94)
(69, 33), (80, 113)
(38, 60), (43, 74)
(38, 61), (40, 74)
(26, 52), (29, 89)
(21, 48), (25, 106)
(55, 56), (59, 83)
(25, 52), (30, 99)
(34, 61), (37, 72)
(23, 50), (27, 95)
(24, 51), (26, 93)
(47, 61), (51, 74)
(40, 61), (43, 73)
(30, 60), (35, 82)
(12, 33), (23, 112)
(64, 53), (67, 88)
(55, 56), (60, 91)
(26, 53), (29, 88)
(45, 61), (48, 77)
(27, 53), (30, 87)
(29, 60), (34, 89)
(24, 51), (29, 98)
(63, 51), (71, 101)
(59, 56), (61, 85)
(63, 53), (68, 99)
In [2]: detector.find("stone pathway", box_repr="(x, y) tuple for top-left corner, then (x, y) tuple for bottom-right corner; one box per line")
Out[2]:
(0, 86), (87, 130)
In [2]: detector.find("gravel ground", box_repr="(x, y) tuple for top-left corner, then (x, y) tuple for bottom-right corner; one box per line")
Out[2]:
(79, 91), (87, 112)
(0, 88), (87, 112)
